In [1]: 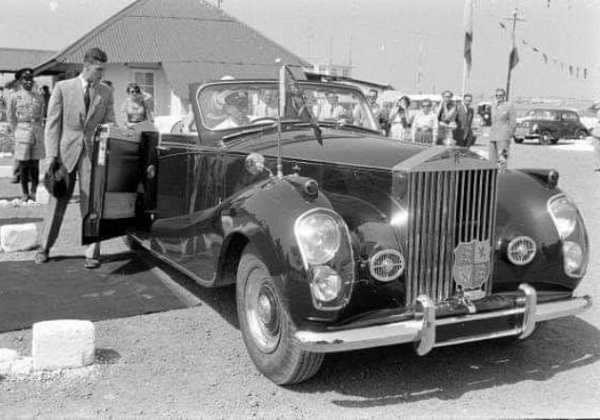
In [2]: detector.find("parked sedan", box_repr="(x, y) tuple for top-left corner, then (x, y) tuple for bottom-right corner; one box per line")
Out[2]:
(84, 78), (592, 385)
(514, 108), (589, 145)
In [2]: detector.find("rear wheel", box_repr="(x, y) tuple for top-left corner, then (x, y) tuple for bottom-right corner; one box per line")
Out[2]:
(236, 244), (324, 385)
(539, 130), (554, 145)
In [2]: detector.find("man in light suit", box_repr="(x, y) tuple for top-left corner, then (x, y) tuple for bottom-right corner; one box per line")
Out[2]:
(489, 88), (517, 170)
(35, 47), (115, 268)
(455, 93), (475, 147)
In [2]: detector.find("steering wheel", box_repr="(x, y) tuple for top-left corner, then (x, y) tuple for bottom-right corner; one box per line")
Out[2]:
(251, 117), (278, 125)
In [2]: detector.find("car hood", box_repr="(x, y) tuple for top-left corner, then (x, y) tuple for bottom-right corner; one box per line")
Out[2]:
(226, 127), (430, 170)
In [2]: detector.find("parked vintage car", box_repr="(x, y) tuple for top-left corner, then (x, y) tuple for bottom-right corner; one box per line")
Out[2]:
(85, 79), (592, 385)
(514, 108), (589, 145)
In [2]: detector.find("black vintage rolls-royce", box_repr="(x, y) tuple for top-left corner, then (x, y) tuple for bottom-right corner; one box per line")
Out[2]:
(83, 78), (592, 385)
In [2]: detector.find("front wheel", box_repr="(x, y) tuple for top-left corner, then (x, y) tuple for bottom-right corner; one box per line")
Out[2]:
(539, 131), (554, 145)
(236, 245), (324, 385)
(575, 128), (588, 139)
(513, 136), (524, 144)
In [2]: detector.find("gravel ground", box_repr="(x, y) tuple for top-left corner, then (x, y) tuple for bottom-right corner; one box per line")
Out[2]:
(1, 139), (600, 418)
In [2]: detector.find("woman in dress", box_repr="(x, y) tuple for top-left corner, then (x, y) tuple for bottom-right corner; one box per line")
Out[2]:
(389, 96), (412, 140)
(121, 83), (154, 131)
(411, 99), (438, 144)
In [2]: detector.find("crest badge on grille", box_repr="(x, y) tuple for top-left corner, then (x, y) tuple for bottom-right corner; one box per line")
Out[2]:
(452, 239), (491, 299)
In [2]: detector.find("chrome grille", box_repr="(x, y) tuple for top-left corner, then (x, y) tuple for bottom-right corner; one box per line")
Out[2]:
(405, 169), (498, 303)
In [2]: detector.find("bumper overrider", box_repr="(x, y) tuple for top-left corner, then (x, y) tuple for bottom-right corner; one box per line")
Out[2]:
(294, 284), (592, 354)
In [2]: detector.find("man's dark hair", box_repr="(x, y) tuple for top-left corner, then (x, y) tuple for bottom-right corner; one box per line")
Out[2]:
(463, 93), (473, 100)
(83, 47), (108, 64)
(442, 90), (453, 97)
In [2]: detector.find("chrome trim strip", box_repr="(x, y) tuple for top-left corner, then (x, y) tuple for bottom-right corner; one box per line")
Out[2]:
(294, 284), (591, 354)
(434, 328), (523, 348)
(415, 295), (436, 356)
(434, 306), (525, 325)
(535, 295), (592, 322)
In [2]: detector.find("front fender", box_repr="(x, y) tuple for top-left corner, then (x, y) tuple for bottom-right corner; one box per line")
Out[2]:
(220, 176), (342, 326)
(493, 169), (583, 292)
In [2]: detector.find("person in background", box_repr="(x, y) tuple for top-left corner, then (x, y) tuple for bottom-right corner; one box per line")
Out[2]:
(121, 82), (153, 130)
(489, 87), (517, 170)
(591, 101), (600, 171)
(254, 88), (278, 118)
(40, 85), (51, 120)
(317, 93), (346, 121)
(3, 81), (21, 183)
(7, 68), (45, 202)
(455, 93), (475, 147)
(36, 47), (115, 268)
(353, 88), (380, 128)
(0, 87), (7, 121)
(411, 98), (438, 144)
(379, 102), (392, 136)
(366, 89), (380, 114)
(389, 96), (412, 140)
(437, 90), (458, 145)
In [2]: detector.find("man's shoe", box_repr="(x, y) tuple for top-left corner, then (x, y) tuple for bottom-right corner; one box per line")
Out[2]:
(34, 251), (49, 264)
(84, 258), (100, 269)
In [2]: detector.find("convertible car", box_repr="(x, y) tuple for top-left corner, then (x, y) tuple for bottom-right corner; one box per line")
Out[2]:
(83, 78), (592, 385)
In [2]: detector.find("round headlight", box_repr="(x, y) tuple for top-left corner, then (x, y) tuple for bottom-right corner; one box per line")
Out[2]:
(507, 236), (536, 266)
(548, 196), (578, 240)
(311, 265), (342, 302)
(563, 241), (584, 277)
(295, 212), (341, 265)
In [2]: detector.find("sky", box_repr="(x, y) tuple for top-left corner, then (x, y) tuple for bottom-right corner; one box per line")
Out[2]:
(0, 0), (598, 100)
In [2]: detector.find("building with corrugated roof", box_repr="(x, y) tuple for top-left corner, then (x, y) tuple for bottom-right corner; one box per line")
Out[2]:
(34, 0), (308, 124)
(0, 48), (56, 73)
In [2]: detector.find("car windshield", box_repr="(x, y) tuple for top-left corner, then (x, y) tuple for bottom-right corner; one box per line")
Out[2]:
(197, 81), (378, 132)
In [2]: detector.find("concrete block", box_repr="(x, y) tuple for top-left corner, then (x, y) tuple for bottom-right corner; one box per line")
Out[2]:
(9, 357), (33, 376)
(0, 348), (19, 363)
(0, 223), (38, 252)
(32, 320), (95, 371)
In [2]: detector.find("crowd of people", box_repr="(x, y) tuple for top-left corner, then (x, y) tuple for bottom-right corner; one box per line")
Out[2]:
(366, 87), (517, 169)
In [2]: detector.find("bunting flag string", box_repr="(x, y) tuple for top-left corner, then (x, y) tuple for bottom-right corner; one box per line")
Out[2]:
(497, 20), (593, 81)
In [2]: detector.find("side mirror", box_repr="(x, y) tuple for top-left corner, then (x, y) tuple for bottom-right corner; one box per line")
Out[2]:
(245, 153), (266, 176)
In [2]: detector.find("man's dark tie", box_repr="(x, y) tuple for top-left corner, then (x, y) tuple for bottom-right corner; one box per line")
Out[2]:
(84, 84), (90, 114)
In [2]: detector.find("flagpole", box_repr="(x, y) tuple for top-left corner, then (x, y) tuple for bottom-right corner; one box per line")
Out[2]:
(504, 7), (525, 100)
(462, 59), (468, 96)
(462, 0), (473, 96)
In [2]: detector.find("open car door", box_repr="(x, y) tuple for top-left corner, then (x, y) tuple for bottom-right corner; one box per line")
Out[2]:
(82, 125), (157, 244)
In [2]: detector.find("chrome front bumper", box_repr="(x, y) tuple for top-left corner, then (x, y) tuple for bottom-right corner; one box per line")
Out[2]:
(294, 284), (592, 354)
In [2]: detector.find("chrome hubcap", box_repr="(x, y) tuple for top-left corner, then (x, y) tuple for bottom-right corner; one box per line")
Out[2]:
(245, 269), (281, 353)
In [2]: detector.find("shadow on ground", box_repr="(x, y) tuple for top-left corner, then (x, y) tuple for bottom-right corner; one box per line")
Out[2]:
(0, 251), (190, 333)
(95, 348), (121, 364)
(136, 250), (238, 328)
(290, 317), (600, 407)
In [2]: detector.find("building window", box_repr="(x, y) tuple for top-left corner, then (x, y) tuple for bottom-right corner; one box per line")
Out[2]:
(133, 71), (156, 112)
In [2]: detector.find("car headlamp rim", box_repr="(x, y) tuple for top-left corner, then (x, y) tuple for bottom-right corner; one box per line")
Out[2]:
(547, 193), (579, 240)
(562, 240), (585, 278)
(294, 207), (351, 269)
